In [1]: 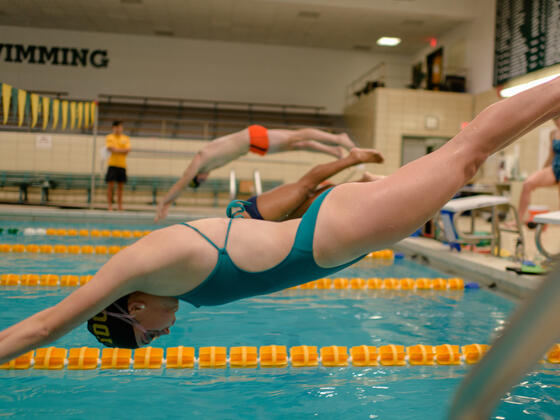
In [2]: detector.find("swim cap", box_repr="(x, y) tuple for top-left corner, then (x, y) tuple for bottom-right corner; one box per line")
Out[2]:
(86, 295), (139, 348)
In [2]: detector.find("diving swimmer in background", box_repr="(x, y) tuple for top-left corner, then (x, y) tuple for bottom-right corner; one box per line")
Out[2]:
(516, 117), (560, 224)
(155, 125), (356, 221)
(1, 76), (559, 356)
(236, 147), (384, 221)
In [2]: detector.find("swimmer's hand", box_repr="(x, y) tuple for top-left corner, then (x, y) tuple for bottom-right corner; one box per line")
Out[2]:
(155, 201), (171, 222)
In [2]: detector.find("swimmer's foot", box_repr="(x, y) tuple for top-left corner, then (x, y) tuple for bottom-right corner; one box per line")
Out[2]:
(338, 133), (356, 149)
(349, 147), (385, 164)
(358, 171), (385, 182)
(335, 146), (346, 158)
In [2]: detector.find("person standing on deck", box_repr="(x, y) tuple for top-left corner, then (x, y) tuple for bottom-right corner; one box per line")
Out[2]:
(105, 121), (131, 211)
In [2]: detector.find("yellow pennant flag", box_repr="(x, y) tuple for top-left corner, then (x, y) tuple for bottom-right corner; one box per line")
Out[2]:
(90, 101), (96, 126)
(2, 83), (12, 124)
(70, 101), (76, 130)
(30, 93), (39, 128)
(52, 99), (60, 130)
(77, 101), (83, 129)
(18, 89), (27, 127)
(61, 100), (69, 130)
(84, 102), (90, 128)
(42, 96), (50, 130)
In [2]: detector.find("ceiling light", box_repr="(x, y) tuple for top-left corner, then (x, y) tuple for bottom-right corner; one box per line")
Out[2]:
(499, 73), (560, 97)
(376, 37), (401, 47)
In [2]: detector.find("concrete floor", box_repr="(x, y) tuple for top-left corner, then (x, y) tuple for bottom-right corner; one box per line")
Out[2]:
(0, 203), (224, 224)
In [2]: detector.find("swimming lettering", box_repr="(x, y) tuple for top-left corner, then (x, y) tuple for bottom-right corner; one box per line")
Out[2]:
(0, 43), (109, 68)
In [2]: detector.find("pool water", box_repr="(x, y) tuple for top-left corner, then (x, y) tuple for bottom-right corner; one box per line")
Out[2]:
(0, 222), (558, 419)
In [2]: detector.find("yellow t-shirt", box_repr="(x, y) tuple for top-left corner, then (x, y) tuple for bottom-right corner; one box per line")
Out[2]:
(106, 133), (131, 169)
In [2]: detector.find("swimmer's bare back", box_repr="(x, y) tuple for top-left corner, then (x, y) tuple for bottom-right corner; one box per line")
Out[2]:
(195, 129), (251, 173)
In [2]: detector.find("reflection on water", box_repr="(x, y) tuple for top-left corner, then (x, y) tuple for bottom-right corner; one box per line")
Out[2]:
(0, 228), (556, 419)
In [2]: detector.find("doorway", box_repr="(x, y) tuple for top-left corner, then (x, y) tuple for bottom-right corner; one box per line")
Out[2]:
(401, 136), (448, 166)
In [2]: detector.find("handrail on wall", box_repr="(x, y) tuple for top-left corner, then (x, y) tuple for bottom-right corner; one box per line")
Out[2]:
(345, 62), (386, 105)
(448, 260), (560, 420)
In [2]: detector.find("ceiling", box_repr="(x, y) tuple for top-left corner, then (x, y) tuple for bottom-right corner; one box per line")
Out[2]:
(0, 0), (475, 54)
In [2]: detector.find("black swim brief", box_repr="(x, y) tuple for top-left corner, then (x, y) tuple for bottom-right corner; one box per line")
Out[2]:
(243, 196), (264, 220)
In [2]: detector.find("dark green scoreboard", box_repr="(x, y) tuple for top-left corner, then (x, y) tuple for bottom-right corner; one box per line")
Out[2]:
(494, 0), (560, 86)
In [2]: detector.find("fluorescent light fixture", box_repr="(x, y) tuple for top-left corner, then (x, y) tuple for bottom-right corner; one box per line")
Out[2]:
(376, 37), (401, 47)
(500, 73), (560, 97)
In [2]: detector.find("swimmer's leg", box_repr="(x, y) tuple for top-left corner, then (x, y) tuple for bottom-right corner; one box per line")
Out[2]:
(517, 166), (556, 222)
(285, 184), (333, 220)
(287, 171), (385, 219)
(313, 77), (560, 267)
(256, 148), (384, 221)
(107, 181), (114, 211)
(116, 182), (124, 211)
(290, 140), (344, 158)
(287, 128), (356, 150)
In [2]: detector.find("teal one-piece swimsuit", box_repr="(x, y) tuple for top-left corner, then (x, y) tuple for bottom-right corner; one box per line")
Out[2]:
(175, 188), (365, 307)
(553, 139), (560, 182)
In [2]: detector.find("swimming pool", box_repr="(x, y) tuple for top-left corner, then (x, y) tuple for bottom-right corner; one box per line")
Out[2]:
(0, 221), (558, 419)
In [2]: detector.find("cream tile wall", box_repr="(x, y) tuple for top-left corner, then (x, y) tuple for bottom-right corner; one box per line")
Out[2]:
(343, 94), (376, 147)
(345, 88), (473, 175)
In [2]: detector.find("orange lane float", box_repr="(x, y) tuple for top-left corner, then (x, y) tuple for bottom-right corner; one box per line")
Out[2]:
(290, 345), (318, 367)
(259, 345), (288, 368)
(350, 345), (378, 367)
(0, 343), (558, 370)
(229, 346), (258, 368)
(198, 347), (227, 368)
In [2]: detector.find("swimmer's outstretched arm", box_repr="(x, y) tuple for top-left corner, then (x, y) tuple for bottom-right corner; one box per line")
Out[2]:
(0, 253), (138, 364)
(313, 77), (560, 267)
(0, 228), (202, 364)
(156, 152), (205, 221)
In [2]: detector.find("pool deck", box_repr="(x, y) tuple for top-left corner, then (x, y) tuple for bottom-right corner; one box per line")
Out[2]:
(0, 204), (223, 225)
(394, 237), (545, 299)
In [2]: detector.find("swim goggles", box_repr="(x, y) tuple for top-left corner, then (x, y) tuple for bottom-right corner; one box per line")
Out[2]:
(107, 302), (168, 345)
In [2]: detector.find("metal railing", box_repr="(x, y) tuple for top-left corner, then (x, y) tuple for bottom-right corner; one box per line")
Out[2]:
(96, 94), (346, 141)
(229, 170), (237, 201)
(98, 93), (326, 114)
(253, 170), (262, 196)
(448, 260), (560, 419)
(345, 62), (386, 106)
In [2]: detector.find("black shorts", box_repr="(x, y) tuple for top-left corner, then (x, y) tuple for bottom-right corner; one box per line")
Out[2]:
(105, 166), (127, 183)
